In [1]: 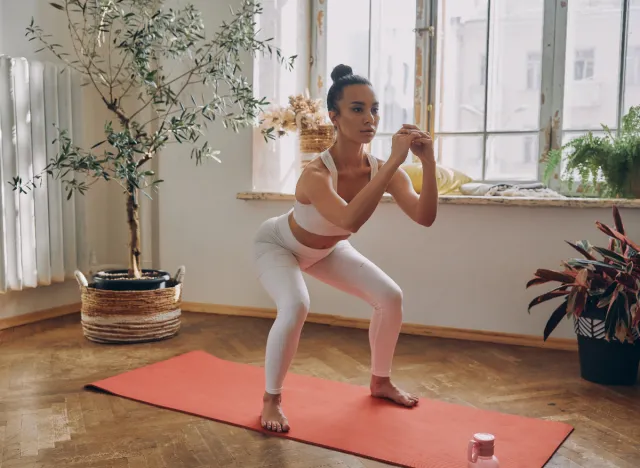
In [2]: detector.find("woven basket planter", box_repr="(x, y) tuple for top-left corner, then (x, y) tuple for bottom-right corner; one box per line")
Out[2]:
(74, 267), (185, 344)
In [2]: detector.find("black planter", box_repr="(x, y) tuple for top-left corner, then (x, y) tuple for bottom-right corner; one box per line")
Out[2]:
(577, 334), (640, 385)
(574, 306), (640, 386)
(92, 269), (171, 291)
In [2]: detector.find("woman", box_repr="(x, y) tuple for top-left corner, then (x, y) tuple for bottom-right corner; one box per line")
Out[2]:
(253, 64), (438, 433)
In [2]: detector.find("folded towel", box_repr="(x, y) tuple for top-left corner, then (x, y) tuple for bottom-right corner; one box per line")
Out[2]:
(460, 182), (565, 198)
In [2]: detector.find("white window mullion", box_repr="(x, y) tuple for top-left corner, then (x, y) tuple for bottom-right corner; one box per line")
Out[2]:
(368, 0), (383, 102)
(368, 0), (379, 79)
(481, 0), (495, 181)
(616, 0), (631, 132)
(540, 0), (567, 192)
(309, 0), (328, 100)
(416, 0), (433, 136)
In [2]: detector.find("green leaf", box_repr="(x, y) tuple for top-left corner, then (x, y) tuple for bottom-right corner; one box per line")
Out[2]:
(532, 269), (576, 284)
(543, 300), (569, 341)
(612, 205), (625, 235)
(49, 3), (64, 11)
(565, 240), (596, 260)
(526, 277), (552, 289)
(528, 288), (570, 312)
(566, 259), (622, 276)
(567, 287), (587, 317)
(597, 221), (640, 252)
(592, 247), (628, 265)
(604, 291), (625, 341)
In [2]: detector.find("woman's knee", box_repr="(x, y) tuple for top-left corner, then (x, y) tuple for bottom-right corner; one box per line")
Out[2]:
(276, 294), (311, 330)
(375, 281), (403, 314)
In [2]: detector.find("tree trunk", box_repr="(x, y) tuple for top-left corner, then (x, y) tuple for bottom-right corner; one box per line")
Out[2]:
(127, 186), (142, 279)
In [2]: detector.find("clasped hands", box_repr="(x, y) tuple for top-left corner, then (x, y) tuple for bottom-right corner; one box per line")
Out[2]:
(389, 124), (434, 165)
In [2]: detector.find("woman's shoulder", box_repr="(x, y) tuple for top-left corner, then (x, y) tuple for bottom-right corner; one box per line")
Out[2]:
(302, 156), (331, 177)
(298, 157), (332, 190)
(369, 154), (388, 171)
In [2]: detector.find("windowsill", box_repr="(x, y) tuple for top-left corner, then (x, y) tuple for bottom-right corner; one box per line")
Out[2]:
(237, 191), (640, 208)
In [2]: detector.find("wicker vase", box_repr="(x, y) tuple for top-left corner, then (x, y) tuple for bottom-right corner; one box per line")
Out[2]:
(299, 124), (335, 169)
(74, 267), (185, 344)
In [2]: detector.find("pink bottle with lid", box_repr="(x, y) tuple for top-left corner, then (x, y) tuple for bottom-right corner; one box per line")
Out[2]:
(467, 433), (500, 467)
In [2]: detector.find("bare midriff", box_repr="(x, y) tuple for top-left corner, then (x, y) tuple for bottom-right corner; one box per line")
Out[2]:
(287, 212), (350, 250)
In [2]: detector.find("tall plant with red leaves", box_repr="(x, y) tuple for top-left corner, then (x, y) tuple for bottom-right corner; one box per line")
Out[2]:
(527, 206), (640, 343)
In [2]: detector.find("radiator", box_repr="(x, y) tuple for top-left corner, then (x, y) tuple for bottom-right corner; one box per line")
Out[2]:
(0, 56), (89, 293)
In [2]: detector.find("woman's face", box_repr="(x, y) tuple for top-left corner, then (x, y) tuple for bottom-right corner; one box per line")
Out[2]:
(329, 84), (380, 145)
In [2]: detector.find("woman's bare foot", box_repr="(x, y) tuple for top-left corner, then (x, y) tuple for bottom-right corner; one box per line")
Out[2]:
(261, 392), (290, 433)
(370, 376), (419, 407)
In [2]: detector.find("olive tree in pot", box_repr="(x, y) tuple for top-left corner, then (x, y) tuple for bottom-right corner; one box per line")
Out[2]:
(9, 0), (292, 342)
(527, 206), (640, 385)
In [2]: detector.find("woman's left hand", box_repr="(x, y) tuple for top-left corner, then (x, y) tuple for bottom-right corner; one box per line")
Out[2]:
(400, 124), (434, 164)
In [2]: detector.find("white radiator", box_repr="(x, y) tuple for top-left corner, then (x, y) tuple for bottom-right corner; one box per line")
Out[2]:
(0, 56), (89, 293)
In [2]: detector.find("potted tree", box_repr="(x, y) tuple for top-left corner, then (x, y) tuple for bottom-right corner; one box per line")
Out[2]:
(9, 0), (293, 343)
(543, 105), (640, 198)
(527, 206), (640, 385)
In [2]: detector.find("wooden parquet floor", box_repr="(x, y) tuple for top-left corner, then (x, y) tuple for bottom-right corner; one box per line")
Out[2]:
(0, 311), (639, 468)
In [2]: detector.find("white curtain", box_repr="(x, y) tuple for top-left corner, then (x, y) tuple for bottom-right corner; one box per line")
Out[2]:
(0, 56), (88, 293)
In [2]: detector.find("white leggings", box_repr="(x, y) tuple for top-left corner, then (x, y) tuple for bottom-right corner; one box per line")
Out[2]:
(252, 210), (404, 394)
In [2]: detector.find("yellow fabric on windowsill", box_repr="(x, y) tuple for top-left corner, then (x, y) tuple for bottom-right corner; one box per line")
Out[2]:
(402, 163), (473, 195)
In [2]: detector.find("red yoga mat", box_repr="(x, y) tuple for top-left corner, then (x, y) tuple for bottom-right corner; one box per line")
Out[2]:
(85, 350), (573, 467)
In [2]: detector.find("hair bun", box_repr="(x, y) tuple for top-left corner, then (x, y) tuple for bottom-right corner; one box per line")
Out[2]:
(331, 64), (353, 83)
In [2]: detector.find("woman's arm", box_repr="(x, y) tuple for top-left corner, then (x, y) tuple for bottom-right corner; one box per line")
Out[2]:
(386, 161), (438, 227)
(386, 124), (438, 227)
(301, 130), (420, 233)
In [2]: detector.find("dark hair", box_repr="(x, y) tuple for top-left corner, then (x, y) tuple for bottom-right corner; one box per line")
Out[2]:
(327, 64), (371, 113)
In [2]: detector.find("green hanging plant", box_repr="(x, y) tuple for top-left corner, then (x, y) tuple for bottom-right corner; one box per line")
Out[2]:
(543, 105), (640, 198)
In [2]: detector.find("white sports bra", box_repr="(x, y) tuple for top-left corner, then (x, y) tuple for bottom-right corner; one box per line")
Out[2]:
(291, 151), (378, 236)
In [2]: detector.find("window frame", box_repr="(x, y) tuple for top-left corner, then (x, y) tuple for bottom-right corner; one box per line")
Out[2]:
(309, 0), (636, 194)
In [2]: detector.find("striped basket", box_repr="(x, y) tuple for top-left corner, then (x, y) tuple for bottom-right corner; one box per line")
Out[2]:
(74, 267), (185, 344)
(299, 124), (335, 153)
(574, 315), (640, 342)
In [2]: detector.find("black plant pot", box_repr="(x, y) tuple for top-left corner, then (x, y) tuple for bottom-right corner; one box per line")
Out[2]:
(577, 335), (640, 385)
(92, 269), (171, 291)
(574, 307), (640, 386)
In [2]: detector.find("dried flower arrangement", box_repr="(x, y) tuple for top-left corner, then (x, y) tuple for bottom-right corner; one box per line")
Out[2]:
(261, 93), (335, 155)
(261, 93), (328, 136)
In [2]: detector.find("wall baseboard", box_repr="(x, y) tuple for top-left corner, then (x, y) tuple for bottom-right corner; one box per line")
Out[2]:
(0, 303), (81, 331)
(182, 302), (578, 352)
(1, 301), (577, 352)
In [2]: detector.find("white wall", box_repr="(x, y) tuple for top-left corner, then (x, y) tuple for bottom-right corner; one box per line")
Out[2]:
(155, 0), (640, 341)
(159, 147), (640, 340)
(0, 0), (127, 320)
(3, 0), (637, 343)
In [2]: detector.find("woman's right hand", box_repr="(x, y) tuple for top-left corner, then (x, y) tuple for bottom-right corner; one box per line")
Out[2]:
(389, 127), (421, 165)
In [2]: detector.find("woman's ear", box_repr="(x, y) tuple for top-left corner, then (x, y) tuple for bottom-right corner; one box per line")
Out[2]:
(329, 110), (338, 129)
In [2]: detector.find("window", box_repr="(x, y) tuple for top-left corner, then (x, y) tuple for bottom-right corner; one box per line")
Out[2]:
(573, 49), (595, 81)
(431, 0), (545, 182)
(524, 136), (535, 164)
(309, 0), (640, 189)
(254, 0), (640, 193)
(321, 0), (418, 164)
(626, 46), (640, 86)
(527, 52), (541, 90)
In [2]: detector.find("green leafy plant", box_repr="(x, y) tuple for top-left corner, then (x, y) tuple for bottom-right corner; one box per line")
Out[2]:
(9, 0), (294, 279)
(527, 206), (640, 343)
(543, 105), (640, 198)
